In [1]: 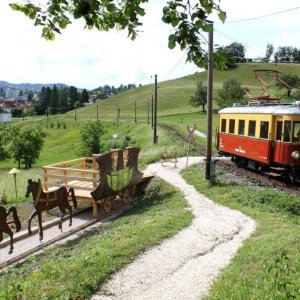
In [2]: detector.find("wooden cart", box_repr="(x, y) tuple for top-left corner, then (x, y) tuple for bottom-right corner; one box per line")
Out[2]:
(43, 148), (153, 217)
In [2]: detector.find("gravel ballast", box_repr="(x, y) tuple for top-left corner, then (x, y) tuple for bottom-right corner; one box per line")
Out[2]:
(92, 157), (257, 300)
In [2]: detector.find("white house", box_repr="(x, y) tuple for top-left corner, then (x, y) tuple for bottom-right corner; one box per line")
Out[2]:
(0, 112), (12, 123)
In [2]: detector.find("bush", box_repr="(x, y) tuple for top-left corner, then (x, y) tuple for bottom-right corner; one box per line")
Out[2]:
(78, 120), (105, 156)
(107, 135), (131, 150)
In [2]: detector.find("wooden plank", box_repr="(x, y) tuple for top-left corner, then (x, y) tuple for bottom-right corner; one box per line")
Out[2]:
(45, 174), (97, 183)
(43, 157), (92, 168)
(43, 166), (98, 174)
(44, 182), (94, 191)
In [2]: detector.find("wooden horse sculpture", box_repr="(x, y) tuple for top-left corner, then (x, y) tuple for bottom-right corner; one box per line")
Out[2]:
(25, 179), (77, 241)
(0, 206), (21, 254)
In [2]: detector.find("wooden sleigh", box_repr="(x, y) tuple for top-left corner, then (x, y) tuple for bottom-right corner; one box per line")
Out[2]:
(43, 148), (153, 217)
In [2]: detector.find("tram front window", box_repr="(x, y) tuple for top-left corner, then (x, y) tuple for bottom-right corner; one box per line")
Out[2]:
(293, 121), (300, 142)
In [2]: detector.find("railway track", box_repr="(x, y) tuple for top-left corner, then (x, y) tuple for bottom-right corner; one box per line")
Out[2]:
(0, 199), (138, 270)
(159, 123), (206, 154)
(216, 159), (300, 196)
(160, 123), (300, 195)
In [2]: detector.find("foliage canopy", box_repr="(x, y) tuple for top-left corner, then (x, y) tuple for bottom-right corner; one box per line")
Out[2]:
(10, 0), (226, 68)
(216, 78), (246, 109)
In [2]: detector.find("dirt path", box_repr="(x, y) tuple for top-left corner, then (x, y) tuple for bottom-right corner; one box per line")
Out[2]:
(92, 157), (256, 300)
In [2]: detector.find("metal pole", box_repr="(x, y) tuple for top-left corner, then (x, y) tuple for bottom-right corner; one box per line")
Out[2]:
(75, 106), (77, 121)
(154, 74), (158, 144)
(205, 22), (213, 180)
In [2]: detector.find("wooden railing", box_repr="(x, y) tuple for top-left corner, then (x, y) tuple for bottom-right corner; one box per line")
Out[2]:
(43, 154), (100, 192)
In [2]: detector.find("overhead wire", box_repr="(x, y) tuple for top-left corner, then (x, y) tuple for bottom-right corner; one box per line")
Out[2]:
(214, 29), (266, 57)
(223, 6), (300, 24)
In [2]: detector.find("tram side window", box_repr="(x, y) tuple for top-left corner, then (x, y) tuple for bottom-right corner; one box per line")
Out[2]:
(221, 119), (226, 132)
(248, 120), (256, 137)
(293, 121), (300, 142)
(283, 121), (291, 142)
(238, 120), (245, 135)
(276, 121), (283, 141)
(260, 121), (269, 139)
(229, 119), (235, 134)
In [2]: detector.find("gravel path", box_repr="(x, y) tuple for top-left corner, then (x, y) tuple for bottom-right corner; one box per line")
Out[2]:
(92, 157), (257, 300)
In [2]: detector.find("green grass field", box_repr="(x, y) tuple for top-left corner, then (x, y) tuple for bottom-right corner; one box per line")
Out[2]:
(182, 164), (300, 300)
(0, 63), (299, 299)
(0, 178), (193, 299)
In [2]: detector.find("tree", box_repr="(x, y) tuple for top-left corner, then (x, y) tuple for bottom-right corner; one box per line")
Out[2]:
(9, 127), (46, 169)
(10, 1), (226, 69)
(39, 86), (51, 114)
(190, 82), (207, 112)
(49, 84), (59, 114)
(265, 43), (274, 62)
(274, 46), (300, 62)
(68, 86), (78, 108)
(78, 120), (105, 156)
(11, 107), (24, 118)
(0, 125), (13, 161)
(216, 79), (246, 109)
(81, 89), (90, 104)
(58, 87), (69, 112)
(277, 74), (300, 97)
(223, 42), (245, 63)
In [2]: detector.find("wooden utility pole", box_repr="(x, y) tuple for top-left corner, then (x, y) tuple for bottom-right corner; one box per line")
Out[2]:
(151, 95), (154, 128)
(135, 101), (137, 123)
(97, 102), (99, 120)
(117, 104), (119, 122)
(205, 22), (213, 180)
(147, 99), (150, 125)
(153, 74), (158, 144)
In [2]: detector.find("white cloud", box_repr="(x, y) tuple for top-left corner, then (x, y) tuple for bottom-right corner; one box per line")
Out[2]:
(1, 0), (300, 89)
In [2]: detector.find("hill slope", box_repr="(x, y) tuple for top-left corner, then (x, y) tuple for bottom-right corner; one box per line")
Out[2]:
(72, 63), (300, 120)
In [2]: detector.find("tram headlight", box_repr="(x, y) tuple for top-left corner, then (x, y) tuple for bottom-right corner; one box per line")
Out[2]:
(291, 151), (300, 160)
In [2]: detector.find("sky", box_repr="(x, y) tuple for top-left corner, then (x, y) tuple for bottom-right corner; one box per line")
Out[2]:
(1, 0), (300, 90)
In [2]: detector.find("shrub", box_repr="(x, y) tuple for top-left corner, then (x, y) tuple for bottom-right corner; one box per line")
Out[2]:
(78, 120), (105, 156)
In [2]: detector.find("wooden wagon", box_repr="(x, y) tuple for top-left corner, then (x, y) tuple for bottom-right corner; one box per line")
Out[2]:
(43, 147), (153, 217)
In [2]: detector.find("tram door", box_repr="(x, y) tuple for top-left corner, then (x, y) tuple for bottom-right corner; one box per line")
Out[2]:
(274, 116), (284, 163)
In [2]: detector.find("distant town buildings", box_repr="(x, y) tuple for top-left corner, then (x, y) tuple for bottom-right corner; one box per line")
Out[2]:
(0, 87), (37, 123)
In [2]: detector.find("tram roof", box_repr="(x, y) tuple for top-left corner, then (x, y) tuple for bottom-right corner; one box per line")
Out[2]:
(219, 104), (300, 115)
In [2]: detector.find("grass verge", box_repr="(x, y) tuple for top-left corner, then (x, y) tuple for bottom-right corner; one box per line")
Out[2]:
(0, 177), (193, 299)
(181, 164), (300, 299)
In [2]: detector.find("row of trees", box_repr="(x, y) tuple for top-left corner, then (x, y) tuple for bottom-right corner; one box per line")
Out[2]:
(92, 83), (140, 100)
(264, 44), (300, 63)
(0, 125), (45, 169)
(209, 42), (300, 67)
(34, 85), (89, 115)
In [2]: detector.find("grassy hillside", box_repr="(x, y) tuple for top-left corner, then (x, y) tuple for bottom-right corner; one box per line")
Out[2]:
(1, 63), (300, 203)
(64, 63), (300, 121)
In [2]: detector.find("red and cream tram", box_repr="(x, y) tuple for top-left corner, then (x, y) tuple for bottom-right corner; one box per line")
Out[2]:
(217, 102), (300, 182)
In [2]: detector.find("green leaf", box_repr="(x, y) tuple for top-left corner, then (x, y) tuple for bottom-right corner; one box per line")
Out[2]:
(218, 11), (226, 23)
(168, 34), (177, 49)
